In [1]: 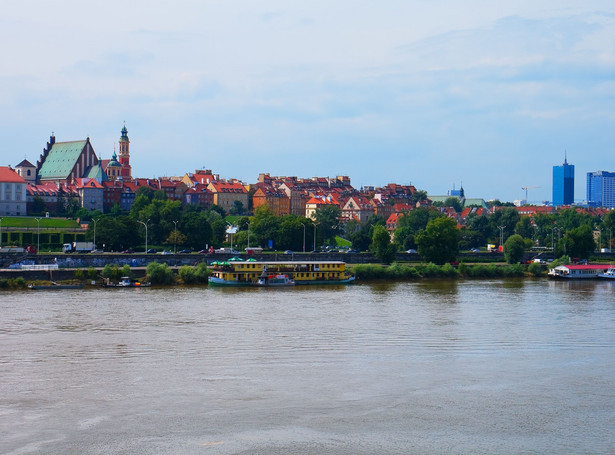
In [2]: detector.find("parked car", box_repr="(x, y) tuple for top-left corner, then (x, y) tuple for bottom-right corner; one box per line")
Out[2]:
(197, 249), (208, 254)
(284, 250), (294, 254)
(122, 249), (134, 254)
(471, 248), (480, 253)
(160, 250), (173, 255)
(146, 248), (157, 254)
(406, 249), (417, 254)
(178, 249), (192, 254)
(348, 249), (360, 253)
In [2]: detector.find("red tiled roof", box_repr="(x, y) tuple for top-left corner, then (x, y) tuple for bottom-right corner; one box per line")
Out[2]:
(0, 167), (26, 184)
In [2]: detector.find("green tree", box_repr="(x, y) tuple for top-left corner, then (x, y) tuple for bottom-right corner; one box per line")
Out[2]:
(458, 227), (484, 250)
(444, 197), (463, 212)
(230, 200), (245, 216)
(560, 225), (595, 259)
(181, 212), (212, 250)
(250, 205), (281, 249)
(600, 210), (615, 250)
(514, 216), (534, 240)
(504, 234), (526, 264)
(314, 205), (342, 246)
(489, 207), (520, 244)
(370, 225), (397, 264)
(31, 196), (47, 216)
(415, 217), (459, 265)
(556, 208), (594, 233)
(410, 190), (428, 205)
(393, 207), (443, 250)
(465, 213), (493, 243)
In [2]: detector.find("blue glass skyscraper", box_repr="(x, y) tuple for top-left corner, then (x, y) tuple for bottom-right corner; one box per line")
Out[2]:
(552, 156), (574, 207)
(587, 171), (615, 208)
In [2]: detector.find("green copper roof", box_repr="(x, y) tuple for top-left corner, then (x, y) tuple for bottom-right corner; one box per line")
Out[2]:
(38, 140), (87, 180)
(85, 163), (108, 181)
(463, 198), (488, 209)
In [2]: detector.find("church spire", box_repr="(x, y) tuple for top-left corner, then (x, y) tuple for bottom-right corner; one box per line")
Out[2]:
(117, 122), (131, 179)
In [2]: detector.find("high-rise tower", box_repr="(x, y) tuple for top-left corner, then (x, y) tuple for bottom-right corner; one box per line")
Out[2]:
(552, 154), (574, 207)
(587, 171), (615, 208)
(118, 123), (131, 179)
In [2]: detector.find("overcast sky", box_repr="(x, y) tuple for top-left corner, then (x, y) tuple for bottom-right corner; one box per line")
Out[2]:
(1, 1), (614, 203)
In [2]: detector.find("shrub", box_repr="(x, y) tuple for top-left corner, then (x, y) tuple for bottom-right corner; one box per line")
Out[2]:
(146, 262), (175, 285)
(441, 263), (459, 278)
(74, 269), (86, 280)
(121, 264), (134, 279)
(352, 264), (388, 280)
(503, 263), (525, 277)
(528, 262), (543, 276)
(88, 266), (98, 280)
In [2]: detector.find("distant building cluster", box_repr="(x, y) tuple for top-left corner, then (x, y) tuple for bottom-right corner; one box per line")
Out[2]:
(2, 124), (614, 223)
(1, 125), (437, 223)
(552, 155), (615, 209)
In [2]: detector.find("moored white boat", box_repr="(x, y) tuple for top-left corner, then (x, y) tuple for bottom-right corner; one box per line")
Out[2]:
(548, 264), (610, 279)
(597, 267), (615, 279)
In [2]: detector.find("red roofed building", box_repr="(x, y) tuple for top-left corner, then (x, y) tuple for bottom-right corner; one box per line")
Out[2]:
(386, 213), (401, 233)
(0, 166), (27, 216)
(208, 181), (249, 214)
(102, 180), (123, 212)
(184, 183), (213, 209)
(182, 169), (219, 188)
(158, 178), (187, 201)
(74, 178), (104, 212)
(305, 194), (340, 219)
(252, 185), (291, 216)
(341, 195), (374, 223)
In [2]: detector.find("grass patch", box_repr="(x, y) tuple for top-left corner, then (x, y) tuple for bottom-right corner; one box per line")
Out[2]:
(0, 216), (80, 229)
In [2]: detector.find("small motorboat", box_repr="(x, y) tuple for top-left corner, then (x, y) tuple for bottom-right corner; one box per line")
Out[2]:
(597, 267), (615, 279)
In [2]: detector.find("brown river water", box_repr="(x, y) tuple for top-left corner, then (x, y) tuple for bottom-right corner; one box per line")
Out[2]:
(1, 279), (614, 454)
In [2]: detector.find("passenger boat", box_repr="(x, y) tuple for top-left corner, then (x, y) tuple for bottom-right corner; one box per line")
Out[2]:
(208, 260), (355, 287)
(597, 267), (615, 280)
(548, 264), (610, 279)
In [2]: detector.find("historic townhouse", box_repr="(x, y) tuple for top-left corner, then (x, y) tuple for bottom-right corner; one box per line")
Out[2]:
(0, 166), (27, 216)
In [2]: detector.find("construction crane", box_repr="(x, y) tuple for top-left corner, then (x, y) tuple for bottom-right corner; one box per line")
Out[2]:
(521, 186), (540, 204)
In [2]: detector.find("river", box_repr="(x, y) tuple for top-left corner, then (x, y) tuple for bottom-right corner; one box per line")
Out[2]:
(1, 279), (614, 454)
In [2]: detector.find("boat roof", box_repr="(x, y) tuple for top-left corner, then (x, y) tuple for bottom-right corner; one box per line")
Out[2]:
(217, 260), (347, 265)
(557, 264), (610, 270)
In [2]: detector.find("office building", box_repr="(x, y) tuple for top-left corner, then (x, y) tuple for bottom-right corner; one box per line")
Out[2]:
(587, 171), (615, 208)
(553, 157), (574, 206)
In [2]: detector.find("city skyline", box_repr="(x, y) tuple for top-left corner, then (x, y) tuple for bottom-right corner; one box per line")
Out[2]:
(1, 1), (614, 203)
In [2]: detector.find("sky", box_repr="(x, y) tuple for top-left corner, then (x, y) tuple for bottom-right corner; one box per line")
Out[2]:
(1, 1), (614, 204)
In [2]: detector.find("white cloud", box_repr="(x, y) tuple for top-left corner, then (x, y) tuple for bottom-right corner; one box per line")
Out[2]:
(1, 1), (615, 202)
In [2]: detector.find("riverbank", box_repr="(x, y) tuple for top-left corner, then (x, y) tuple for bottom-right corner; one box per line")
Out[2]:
(1, 261), (549, 290)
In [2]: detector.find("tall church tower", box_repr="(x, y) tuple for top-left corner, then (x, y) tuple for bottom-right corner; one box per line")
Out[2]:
(118, 123), (132, 179)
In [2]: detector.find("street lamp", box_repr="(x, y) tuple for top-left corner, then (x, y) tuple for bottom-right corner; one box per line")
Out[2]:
(302, 224), (306, 253)
(551, 226), (560, 252)
(313, 223), (317, 252)
(35, 217), (41, 253)
(92, 218), (99, 251)
(137, 219), (150, 253)
(498, 225), (506, 249)
(172, 220), (178, 254)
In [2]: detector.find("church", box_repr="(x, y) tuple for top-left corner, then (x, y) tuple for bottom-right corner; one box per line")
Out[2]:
(14, 124), (133, 185)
